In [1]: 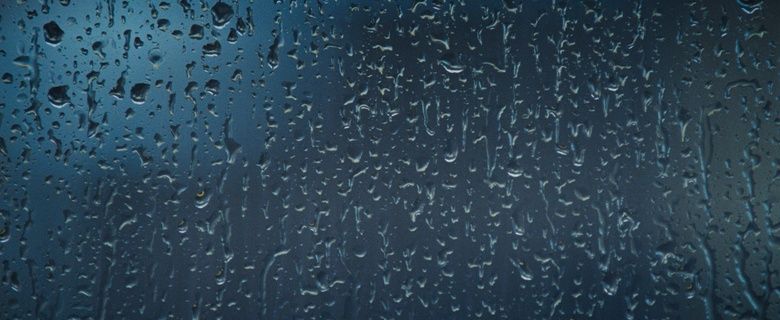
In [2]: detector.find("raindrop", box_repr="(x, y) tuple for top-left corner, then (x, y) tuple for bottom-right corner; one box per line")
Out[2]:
(43, 21), (64, 45)
(189, 24), (204, 39)
(736, 0), (763, 14)
(205, 79), (220, 95)
(211, 2), (234, 29)
(47, 85), (70, 108)
(130, 83), (150, 104)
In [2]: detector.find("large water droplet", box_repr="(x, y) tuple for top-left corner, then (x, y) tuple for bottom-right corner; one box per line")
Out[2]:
(736, 0), (763, 14)
(47, 85), (70, 108)
(211, 2), (234, 29)
(130, 83), (150, 104)
(43, 21), (64, 46)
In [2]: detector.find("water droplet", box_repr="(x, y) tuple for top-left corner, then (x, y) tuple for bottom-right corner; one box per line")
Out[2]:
(736, 0), (763, 14)
(130, 83), (150, 104)
(47, 85), (70, 108)
(189, 24), (204, 39)
(211, 2), (234, 29)
(43, 21), (64, 45)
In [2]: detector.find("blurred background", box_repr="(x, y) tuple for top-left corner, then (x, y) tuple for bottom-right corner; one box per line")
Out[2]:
(1, 0), (779, 319)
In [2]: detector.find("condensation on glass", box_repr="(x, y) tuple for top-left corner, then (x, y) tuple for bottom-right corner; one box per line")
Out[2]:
(0, 0), (779, 319)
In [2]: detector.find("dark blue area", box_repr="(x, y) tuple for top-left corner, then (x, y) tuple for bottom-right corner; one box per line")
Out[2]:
(1, 0), (779, 319)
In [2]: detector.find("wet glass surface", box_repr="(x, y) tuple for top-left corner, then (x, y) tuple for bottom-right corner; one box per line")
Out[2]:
(1, 0), (780, 319)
